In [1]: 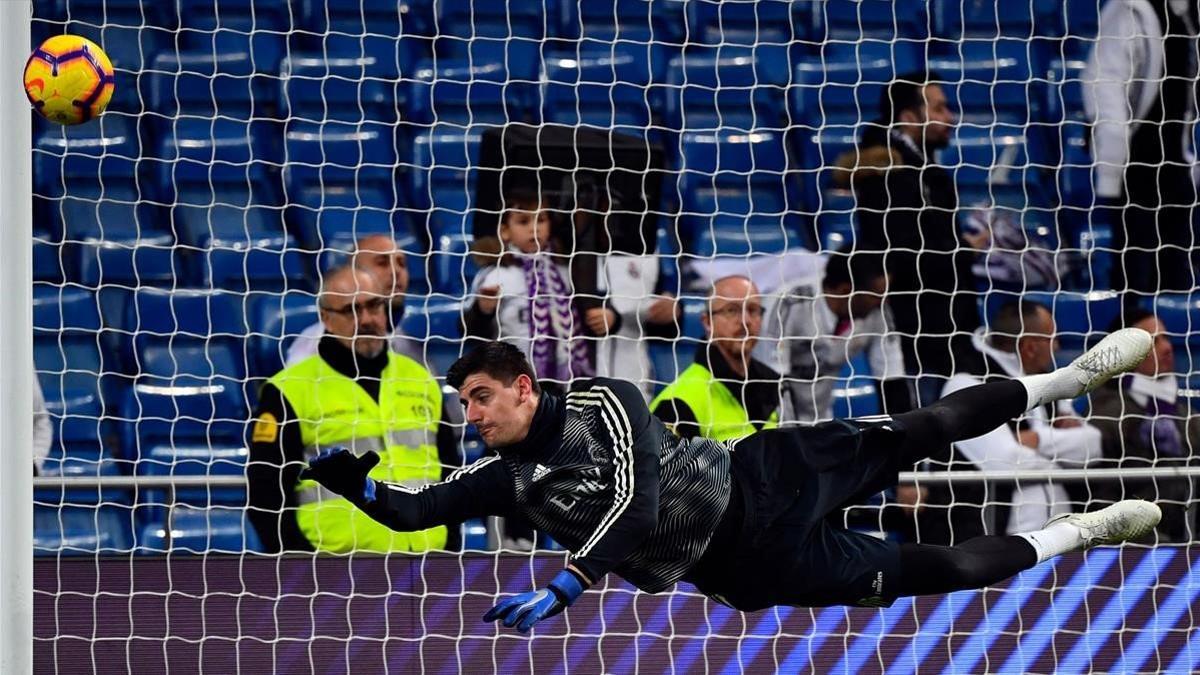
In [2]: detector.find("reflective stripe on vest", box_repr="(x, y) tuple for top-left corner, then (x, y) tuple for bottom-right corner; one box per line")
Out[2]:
(270, 351), (447, 552)
(650, 362), (778, 441)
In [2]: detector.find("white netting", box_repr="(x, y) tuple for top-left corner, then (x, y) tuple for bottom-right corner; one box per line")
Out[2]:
(28, 0), (1200, 672)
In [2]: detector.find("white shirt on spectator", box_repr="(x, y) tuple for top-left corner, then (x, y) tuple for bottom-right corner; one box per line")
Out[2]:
(941, 329), (1104, 534)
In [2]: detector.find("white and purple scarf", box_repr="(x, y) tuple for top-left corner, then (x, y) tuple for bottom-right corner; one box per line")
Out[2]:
(518, 251), (592, 383)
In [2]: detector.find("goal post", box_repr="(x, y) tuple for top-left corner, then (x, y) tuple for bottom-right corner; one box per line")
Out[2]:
(1, 0), (33, 672)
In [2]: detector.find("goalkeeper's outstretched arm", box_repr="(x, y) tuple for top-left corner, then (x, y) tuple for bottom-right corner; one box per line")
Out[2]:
(302, 449), (516, 531)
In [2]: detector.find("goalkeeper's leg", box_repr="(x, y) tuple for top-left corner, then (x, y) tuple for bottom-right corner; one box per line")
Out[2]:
(897, 500), (1162, 596)
(893, 327), (1153, 465)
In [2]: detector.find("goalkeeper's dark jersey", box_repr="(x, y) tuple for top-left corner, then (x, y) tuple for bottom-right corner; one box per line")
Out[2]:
(360, 377), (733, 593)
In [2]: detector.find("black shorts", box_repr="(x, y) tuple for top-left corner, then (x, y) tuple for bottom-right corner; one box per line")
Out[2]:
(684, 418), (908, 611)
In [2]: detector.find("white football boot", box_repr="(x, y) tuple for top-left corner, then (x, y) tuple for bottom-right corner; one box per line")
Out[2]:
(1044, 500), (1162, 548)
(1063, 328), (1154, 397)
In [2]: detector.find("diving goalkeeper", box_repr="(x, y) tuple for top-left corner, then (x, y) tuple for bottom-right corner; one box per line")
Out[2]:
(302, 331), (1161, 632)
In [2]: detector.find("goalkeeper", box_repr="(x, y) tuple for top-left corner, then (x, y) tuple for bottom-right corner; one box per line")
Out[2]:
(303, 332), (1161, 632)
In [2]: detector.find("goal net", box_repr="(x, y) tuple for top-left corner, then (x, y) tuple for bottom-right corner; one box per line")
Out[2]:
(27, 0), (1199, 672)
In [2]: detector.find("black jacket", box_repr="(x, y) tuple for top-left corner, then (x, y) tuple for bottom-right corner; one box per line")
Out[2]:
(357, 378), (733, 593)
(846, 124), (981, 377)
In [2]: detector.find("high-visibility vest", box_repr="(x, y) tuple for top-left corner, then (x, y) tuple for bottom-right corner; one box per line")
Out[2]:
(270, 352), (446, 552)
(650, 363), (778, 441)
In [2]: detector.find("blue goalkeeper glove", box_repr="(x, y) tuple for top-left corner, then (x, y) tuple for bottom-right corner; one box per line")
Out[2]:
(299, 448), (379, 504)
(483, 569), (586, 633)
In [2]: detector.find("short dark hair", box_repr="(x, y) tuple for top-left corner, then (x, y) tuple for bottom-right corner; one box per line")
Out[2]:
(501, 184), (544, 221)
(446, 341), (541, 394)
(991, 299), (1052, 352)
(823, 246), (886, 290)
(880, 70), (944, 123)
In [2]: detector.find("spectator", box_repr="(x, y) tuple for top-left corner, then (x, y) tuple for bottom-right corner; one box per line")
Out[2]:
(33, 374), (51, 475)
(1083, 0), (1199, 294)
(1089, 308), (1199, 541)
(465, 185), (597, 392)
(650, 276), (780, 440)
(247, 265), (460, 553)
(286, 234), (423, 366)
(755, 246), (913, 424)
(919, 300), (1103, 545)
(834, 70), (982, 404)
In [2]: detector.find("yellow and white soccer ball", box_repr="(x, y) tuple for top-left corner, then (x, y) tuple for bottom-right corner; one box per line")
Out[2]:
(24, 35), (115, 125)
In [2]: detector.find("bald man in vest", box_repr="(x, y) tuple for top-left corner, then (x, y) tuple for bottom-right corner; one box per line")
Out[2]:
(248, 265), (461, 553)
(651, 276), (781, 440)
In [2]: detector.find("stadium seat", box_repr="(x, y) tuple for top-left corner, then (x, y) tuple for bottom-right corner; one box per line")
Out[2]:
(286, 184), (403, 251)
(177, 0), (289, 74)
(200, 231), (308, 292)
(832, 376), (880, 420)
(931, 0), (1039, 38)
(685, 0), (801, 57)
(679, 296), (706, 340)
(1015, 290), (1122, 350)
(125, 287), (248, 361)
(433, 0), (547, 83)
(813, 188), (857, 252)
(137, 505), (262, 554)
(33, 286), (116, 422)
(407, 58), (536, 126)
(295, 0), (433, 80)
(664, 47), (789, 132)
(249, 291), (320, 377)
(280, 53), (404, 124)
(56, 2), (175, 112)
(1041, 1), (1101, 56)
(690, 225), (794, 258)
(34, 232), (66, 283)
(793, 43), (924, 128)
(541, 50), (655, 132)
(35, 447), (127, 507)
(806, 0), (928, 41)
(155, 118), (279, 196)
(430, 232), (478, 298)
(147, 49), (270, 120)
(74, 232), (183, 288)
(407, 124), (482, 209)
(940, 124), (1046, 208)
(558, 0), (676, 84)
(675, 129), (799, 248)
(34, 504), (133, 556)
(33, 115), (140, 201)
(138, 442), (248, 510)
(928, 40), (1041, 125)
(282, 120), (398, 194)
(401, 299), (465, 344)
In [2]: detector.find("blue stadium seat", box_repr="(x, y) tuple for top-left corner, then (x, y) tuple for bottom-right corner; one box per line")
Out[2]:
(685, 0), (800, 58)
(75, 232), (184, 289)
(36, 448), (127, 506)
(61, 19), (174, 113)
(664, 47), (790, 131)
(147, 49), (267, 120)
(1028, 290), (1122, 349)
(679, 296), (706, 340)
(407, 58), (535, 126)
(648, 340), (689, 393)
(138, 442), (248, 508)
(249, 291), (320, 377)
(401, 299), (465, 344)
(793, 126), (859, 212)
(433, 0), (547, 82)
(407, 125), (482, 210)
(201, 231), (308, 292)
(125, 288), (248, 364)
(691, 226), (794, 257)
(280, 53), (404, 123)
(155, 119), (279, 196)
(287, 184), (401, 250)
(137, 505), (262, 554)
(559, 0), (676, 83)
(33, 232), (66, 283)
(675, 129), (799, 247)
(940, 124), (1047, 208)
(806, 0), (928, 41)
(177, 0), (289, 74)
(1041, 1), (1100, 56)
(793, 43), (924, 128)
(34, 504), (133, 556)
(931, 0), (1038, 38)
(33, 115), (141, 201)
(296, 0), (433, 80)
(814, 188), (857, 252)
(33, 286), (113, 419)
(430, 232), (478, 298)
(928, 40), (1041, 125)
(541, 50), (655, 132)
(282, 120), (398, 194)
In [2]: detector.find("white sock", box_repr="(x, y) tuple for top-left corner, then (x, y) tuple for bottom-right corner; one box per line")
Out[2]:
(1018, 371), (1076, 411)
(1017, 522), (1084, 564)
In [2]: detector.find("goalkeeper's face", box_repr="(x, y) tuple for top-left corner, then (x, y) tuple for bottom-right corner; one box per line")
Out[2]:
(458, 372), (538, 447)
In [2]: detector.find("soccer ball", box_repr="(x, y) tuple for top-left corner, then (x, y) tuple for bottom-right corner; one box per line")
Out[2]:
(24, 35), (115, 125)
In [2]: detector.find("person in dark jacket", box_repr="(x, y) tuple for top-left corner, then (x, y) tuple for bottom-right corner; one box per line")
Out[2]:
(1089, 308), (1200, 541)
(834, 70), (983, 405)
(302, 334), (1160, 633)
